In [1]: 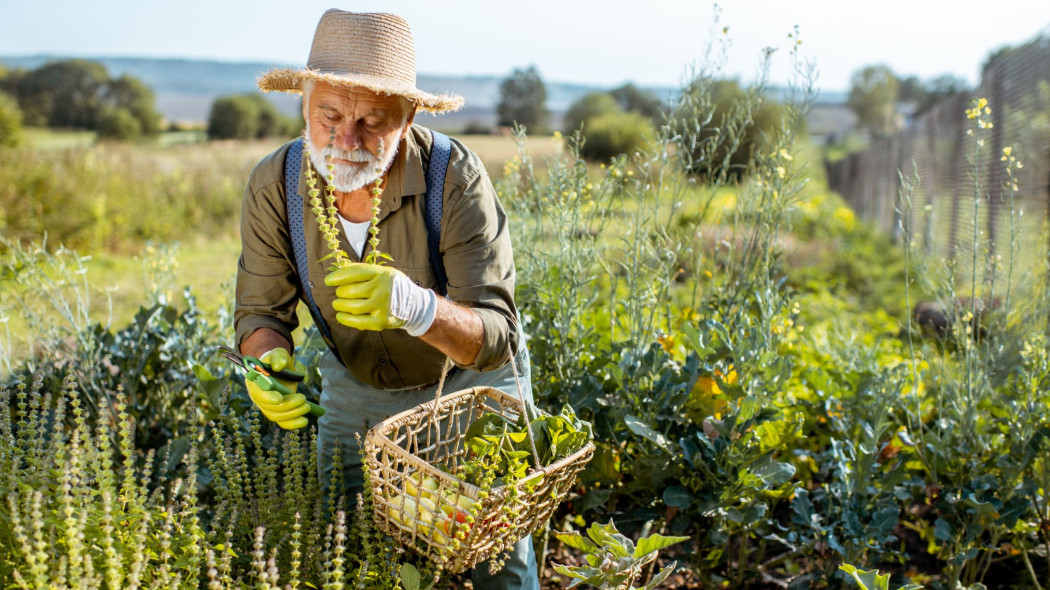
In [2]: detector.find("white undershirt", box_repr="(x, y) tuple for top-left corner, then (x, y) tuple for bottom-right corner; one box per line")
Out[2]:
(338, 214), (372, 257)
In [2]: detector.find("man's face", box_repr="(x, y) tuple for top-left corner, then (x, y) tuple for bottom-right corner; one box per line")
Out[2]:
(302, 81), (415, 192)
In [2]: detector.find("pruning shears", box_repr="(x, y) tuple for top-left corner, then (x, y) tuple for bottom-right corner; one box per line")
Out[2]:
(218, 346), (325, 417)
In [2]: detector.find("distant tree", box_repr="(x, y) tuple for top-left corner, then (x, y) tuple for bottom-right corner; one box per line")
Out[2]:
(609, 83), (664, 121)
(497, 65), (548, 132)
(15, 59), (110, 129)
(97, 107), (143, 140)
(207, 93), (299, 140)
(104, 74), (162, 136)
(897, 75), (927, 108)
(925, 73), (967, 98)
(0, 91), (24, 147)
(562, 92), (621, 135)
(208, 95), (260, 140)
(847, 65), (900, 136)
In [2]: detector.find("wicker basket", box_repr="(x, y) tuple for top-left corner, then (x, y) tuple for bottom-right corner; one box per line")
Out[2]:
(362, 385), (594, 573)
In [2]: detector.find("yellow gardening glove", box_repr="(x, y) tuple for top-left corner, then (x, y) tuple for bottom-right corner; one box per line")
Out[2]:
(326, 264), (437, 336)
(245, 348), (313, 429)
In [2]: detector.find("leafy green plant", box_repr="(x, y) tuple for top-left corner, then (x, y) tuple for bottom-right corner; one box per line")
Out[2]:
(839, 565), (922, 590)
(553, 520), (687, 589)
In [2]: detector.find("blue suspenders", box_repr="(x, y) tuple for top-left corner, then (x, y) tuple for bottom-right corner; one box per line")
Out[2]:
(284, 130), (452, 364)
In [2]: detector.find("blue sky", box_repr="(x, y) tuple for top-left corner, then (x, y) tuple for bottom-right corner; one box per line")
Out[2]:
(1, 0), (1048, 92)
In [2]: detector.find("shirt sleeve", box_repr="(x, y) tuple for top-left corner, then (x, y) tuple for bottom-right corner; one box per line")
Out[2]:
(234, 165), (301, 350)
(440, 151), (519, 372)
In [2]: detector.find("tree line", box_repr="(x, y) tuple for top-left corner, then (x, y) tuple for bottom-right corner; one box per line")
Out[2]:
(0, 58), (302, 146)
(0, 59), (162, 142)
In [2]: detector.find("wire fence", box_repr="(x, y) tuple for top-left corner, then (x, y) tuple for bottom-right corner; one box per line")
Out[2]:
(825, 30), (1050, 285)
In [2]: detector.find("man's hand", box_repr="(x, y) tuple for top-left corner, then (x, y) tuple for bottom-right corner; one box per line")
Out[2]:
(326, 264), (437, 336)
(245, 348), (314, 429)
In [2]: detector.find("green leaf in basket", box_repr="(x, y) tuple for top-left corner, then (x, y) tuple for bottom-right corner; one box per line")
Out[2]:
(465, 413), (511, 442)
(399, 564), (421, 590)
(633, 533), (689, 560)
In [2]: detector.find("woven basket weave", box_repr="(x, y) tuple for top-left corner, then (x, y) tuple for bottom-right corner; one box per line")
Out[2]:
(363, 385), (594, 573)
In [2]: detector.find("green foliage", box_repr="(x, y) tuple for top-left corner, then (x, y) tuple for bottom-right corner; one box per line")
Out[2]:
(563, 92), (622, 135)
(96, 106), (143, 140)
(577, 111), (652, 162)
(670, 78), (786, 182)
(0, 367), (411, 589)
(0, 141), (254, 252)
(553, 520), (687, 589)
(0, 90), (23, 148)
(497, 65), (549, 132)
(207, 93), (300, 140)
(2, 59), (161, 139)
(839, 565), (923, 590)
(13, 59), (109, 129)
(562, 90), (658, 161)
(103, 73), (162, 136)
(609, 83), (664, 121)
(847, 65), (900, 137)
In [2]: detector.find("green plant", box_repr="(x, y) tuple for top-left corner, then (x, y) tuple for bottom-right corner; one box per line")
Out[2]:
(97, 106), (144, 140)
(0, 90), (23, 148)
(562, 92), (622, 135)
(839, 565), (922, 590)
(578, 111), (652, 162)
(553, 519), (687, 589)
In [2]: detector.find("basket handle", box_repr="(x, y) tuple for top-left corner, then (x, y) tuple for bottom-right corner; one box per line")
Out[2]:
(428, 337), (542, 471)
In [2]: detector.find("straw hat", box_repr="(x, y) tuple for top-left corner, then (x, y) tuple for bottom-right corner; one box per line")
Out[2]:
(257, 10), (464, 114)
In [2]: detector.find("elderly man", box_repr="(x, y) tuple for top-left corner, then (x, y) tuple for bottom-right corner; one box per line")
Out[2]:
(234, 9), (538, 590)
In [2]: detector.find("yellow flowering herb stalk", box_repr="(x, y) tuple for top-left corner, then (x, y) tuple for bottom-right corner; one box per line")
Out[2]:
(303, 128), (390, 269)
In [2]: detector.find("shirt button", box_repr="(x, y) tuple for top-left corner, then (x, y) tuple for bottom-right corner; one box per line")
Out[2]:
(414, 281), (422, 286)
(378, 358), (389, 366)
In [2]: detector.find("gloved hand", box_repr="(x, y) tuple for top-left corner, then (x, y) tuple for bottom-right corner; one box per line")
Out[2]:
(245, 348), (315, 429)
(326, 264), (437, 336)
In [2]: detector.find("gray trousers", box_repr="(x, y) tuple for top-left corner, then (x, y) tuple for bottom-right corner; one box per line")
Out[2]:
(316, 344), (539, 590)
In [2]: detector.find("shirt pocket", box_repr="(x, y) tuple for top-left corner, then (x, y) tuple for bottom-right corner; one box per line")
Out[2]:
(398, 265), (440, 292)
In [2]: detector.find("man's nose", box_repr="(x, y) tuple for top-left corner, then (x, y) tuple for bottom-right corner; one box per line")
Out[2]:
(330, 122), (364, 152)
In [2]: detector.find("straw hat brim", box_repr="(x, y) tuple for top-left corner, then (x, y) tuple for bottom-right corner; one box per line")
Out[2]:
(258, 68), (464, 114)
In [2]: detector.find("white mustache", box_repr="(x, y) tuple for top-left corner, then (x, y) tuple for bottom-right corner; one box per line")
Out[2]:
(324, 146), (374, 163)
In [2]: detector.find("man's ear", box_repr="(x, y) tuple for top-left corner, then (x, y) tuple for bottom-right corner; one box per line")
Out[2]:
(401, 106), (417, 140)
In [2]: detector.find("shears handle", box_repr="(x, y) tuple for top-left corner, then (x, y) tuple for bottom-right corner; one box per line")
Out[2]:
(242, 355), (305, 383)
(243, 361), (325, 417)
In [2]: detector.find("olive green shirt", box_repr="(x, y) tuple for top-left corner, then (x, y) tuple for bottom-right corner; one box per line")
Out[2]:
(234, 125), (518, 390)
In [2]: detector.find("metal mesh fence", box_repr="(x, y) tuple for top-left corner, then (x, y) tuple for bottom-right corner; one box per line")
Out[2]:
(825, 31), (1050, 285)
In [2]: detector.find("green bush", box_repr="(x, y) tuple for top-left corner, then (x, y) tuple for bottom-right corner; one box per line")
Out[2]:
(562, 92), (621, 135)
(96, 107), (143, 140)
(0, 91), (22, 148)
(577, 111), (652, 161)
(207, 95), (261, 140)
(671, 79), (786, 182)
(207, 94), (299, 140)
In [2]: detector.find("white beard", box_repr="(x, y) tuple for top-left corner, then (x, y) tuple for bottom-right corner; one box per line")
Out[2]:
(305, 125), (400, 192)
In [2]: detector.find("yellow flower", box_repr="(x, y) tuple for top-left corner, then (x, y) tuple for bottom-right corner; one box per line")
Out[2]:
(553, 130), (563, 140)
(657, 333), (676, 353)
(1003, 147), (1012, 157)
